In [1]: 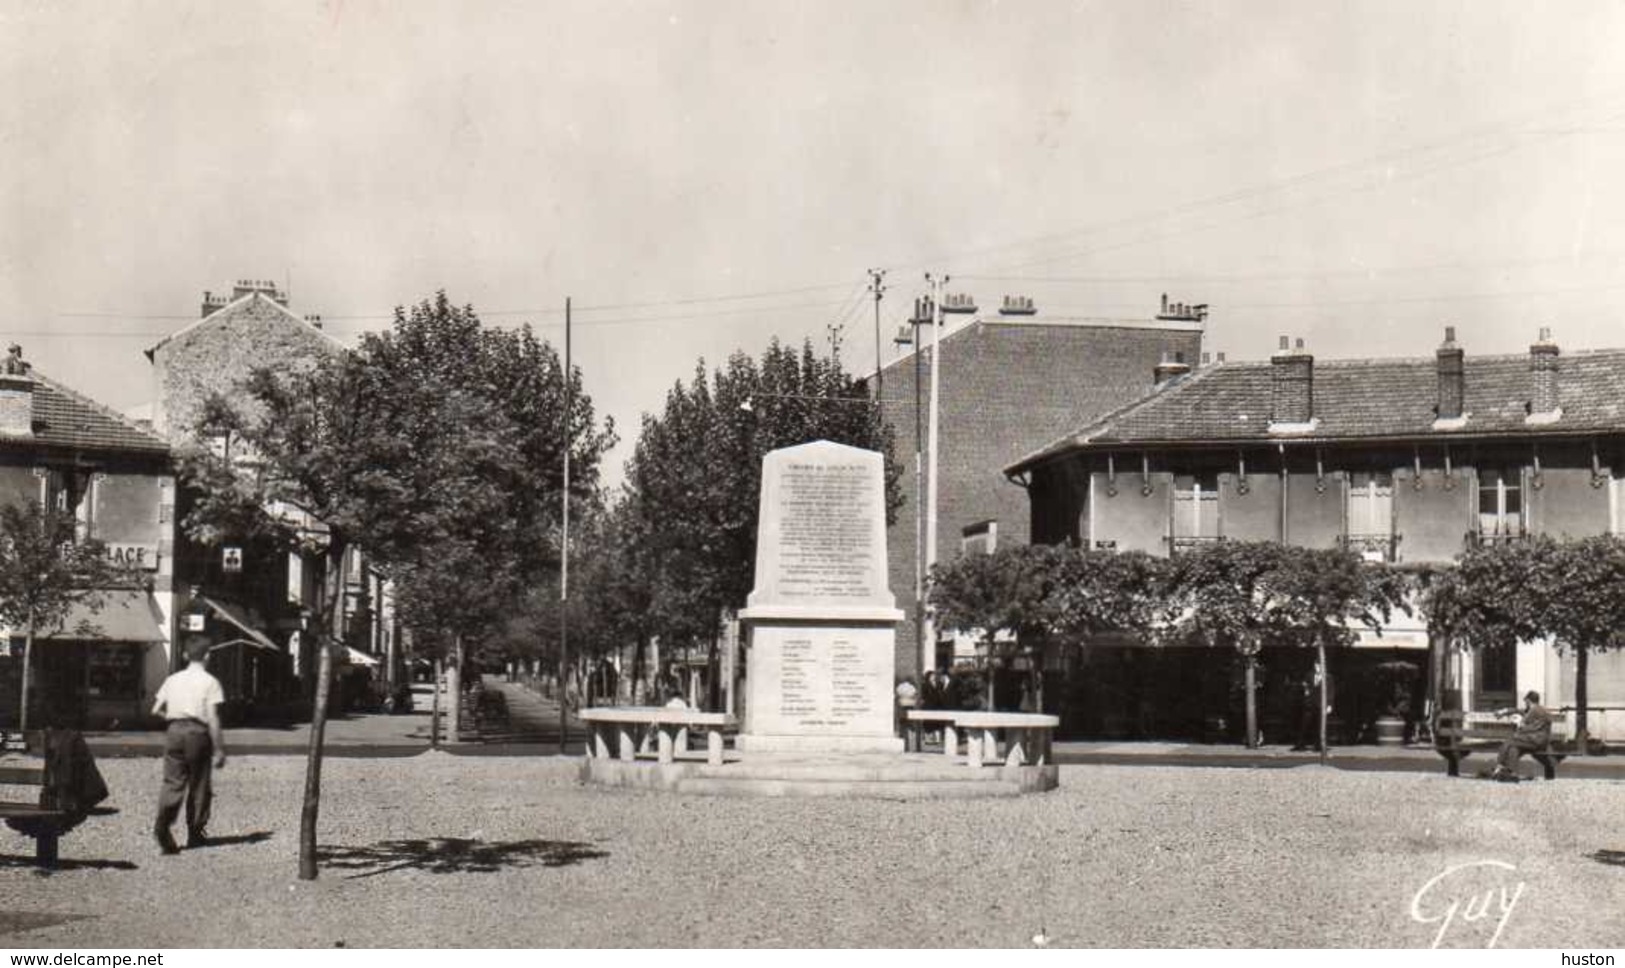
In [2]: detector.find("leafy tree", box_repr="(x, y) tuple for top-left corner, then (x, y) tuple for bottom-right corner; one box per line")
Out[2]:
(1160, 541), (1293, 748)
(0, 502), (132, 734)
(1263, 546), (1410, 761)
(621, 333), (898, 701)
(1428, 535), (1625, 752)
(929, 545), (1163, 709)
(178, 292), (612, 879)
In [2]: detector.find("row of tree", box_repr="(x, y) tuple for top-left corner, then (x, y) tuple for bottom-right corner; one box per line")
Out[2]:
(927, 535), (1625, 754)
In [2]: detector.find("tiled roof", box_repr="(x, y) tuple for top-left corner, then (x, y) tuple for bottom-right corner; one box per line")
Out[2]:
(1009, 347), (1625, 473)
(5, 370), (170, 456)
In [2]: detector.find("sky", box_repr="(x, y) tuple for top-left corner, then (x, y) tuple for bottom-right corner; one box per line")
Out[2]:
(7, 0), (1625, 486)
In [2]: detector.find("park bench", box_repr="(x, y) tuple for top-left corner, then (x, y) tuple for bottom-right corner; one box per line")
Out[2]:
(906, 710), (1058, 767)
(580, 706), (737, 767)
(0, 756), (69, 866)
(1434, 710), (1570, 780)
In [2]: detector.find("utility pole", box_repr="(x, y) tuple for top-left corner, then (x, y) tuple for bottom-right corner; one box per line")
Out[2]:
(559, 296), (572, 756)
(867, 268), (886, 404)
(911, 295), (929, 679)
(922, 272), (947, 676)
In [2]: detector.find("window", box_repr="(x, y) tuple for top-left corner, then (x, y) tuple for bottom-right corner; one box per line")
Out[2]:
(1171, 472), (1220, 547)
(1344, 471), (1394, 560)
(1477, 467), (1523, 539)
(961, 520), (997, 556)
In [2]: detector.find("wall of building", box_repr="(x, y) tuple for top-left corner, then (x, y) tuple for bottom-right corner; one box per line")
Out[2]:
(1529, 463), (1609, 538)
(876, 319), (1203, 677)
(153, 296), (336, 441)
(1393, 468), (1469, 563)
(1217, 470), (1281, 542)
(1285, 472), (1343, 549)
(1090, 471), (1174, 553)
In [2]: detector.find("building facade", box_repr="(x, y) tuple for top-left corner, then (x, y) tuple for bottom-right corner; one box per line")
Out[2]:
(140, 280), (392, 719)
(873, 294), (1206, 681)
(0, 346), (175, 729)
(1007, 327), (1625, 742)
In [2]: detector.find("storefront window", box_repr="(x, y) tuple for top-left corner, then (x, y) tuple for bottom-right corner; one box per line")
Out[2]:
(86, 644), (141, 699)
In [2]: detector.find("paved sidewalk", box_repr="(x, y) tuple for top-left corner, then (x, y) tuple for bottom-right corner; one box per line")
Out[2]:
(1052, 738), (1625, 778)
(82, 682), (443, 757)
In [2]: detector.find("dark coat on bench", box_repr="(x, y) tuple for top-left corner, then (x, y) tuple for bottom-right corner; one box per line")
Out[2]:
(5, 729), (108, 839)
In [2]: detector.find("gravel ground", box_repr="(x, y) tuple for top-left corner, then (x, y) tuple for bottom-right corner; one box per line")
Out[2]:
(4, 753), (1624, 948)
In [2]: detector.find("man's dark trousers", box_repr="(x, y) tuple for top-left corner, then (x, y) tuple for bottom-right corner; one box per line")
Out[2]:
(1497, 736), (1539, 773)
(156, 720), (213, 843)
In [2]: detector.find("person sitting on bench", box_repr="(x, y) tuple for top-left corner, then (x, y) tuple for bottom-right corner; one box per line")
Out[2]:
(1491, 690), (1553, 782)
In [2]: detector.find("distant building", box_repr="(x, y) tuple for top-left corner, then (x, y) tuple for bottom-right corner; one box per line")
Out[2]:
(0, 346), (174, 729)
(139, 280), (391, 719)
(1007, 327), (1625, 741)
(874, 293), (1206, 680)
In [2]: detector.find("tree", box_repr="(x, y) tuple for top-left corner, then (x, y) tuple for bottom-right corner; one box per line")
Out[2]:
(0, 502), (131, 734)
(928, 545), (1163, 710)
(1429, 535), (1625, 753)
(178, 292), (612, 879)
(620, 333), (899, 701)
(1263, 546), (1410, 763)
(1161, 541), (1294, 748)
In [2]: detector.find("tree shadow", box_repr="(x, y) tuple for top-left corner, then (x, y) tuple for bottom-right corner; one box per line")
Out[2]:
(191, 831), (274, 849)
(0, 853), (138, 875)
(318, 837), (609, 880)
(1588, 849), (1625, 867)
(0, 911), (93, 936)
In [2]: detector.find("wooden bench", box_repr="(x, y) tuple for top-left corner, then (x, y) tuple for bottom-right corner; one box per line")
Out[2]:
(906, 710), (1059, 767)
(1435, 710), (1570, 780)
(0, 756), (68, 866)
(579, 707), (737, 767)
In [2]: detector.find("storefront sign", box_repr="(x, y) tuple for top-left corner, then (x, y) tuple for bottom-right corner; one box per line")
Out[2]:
(223, 546), (243, 573)
(107, 543), (159, 571)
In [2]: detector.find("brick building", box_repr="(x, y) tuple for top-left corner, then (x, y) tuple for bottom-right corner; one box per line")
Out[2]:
(873, 295), (1205, 680)
(1007, 327), (1625, 742)
(0, 346), (175, 729)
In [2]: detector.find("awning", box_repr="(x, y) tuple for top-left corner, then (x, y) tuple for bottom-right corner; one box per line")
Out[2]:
(198, 596), (280, 653)
(38, 590), (167, 643)
(344, 647), (379, 667)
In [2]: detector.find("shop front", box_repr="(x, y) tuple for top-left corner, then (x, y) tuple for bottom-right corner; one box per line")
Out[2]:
(0, 589), (171, 730)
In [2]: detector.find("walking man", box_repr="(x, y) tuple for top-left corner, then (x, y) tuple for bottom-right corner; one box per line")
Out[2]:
(151, 634), (227, 854)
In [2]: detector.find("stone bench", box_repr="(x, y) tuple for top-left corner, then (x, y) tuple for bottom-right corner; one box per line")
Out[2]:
(906, 710), (1059, 767)
(580, 707), (737, 767)
(1435, 710), (1570, 780)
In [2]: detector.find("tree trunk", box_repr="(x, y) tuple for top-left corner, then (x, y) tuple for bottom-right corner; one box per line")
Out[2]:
(1575, 646), (1591, 755)
(447, 636), (463, 744)
(299, 540), (348, 881)
(706, 631), (721, 712)
(430, 656), (442, 750)
(17, 606), (34, 737)
(1244, 652), (1258, 748)
(1317, 638), (1329, 767)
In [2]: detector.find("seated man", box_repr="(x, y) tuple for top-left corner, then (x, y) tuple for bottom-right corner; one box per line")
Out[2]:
(1492, 690), (1554, 781)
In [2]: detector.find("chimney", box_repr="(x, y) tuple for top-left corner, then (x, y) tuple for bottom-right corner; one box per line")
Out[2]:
(1436, 325), (1465, 420)
(1529, 326), (1560, 417)
(1153, 350), (1191, 388)
(200, 290), (229, 318)
(1270, 335), (1313, 425)
(0, 345), (36, 437)
(304, 314), (323, 331)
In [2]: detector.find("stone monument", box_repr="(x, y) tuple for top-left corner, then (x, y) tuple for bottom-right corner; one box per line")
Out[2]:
(737, 440), (904, 753)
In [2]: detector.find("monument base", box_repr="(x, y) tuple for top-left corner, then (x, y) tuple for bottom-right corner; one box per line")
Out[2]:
(735, 733), (904, 754)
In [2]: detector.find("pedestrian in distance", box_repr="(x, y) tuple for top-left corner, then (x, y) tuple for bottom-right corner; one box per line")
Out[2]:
(151, 634), (227, 854)
(1491, 690), (1554, 782)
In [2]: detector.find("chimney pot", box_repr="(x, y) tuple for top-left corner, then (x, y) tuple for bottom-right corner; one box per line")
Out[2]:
(1278, 335), (1289, 351)
(1529, 327), (1560, 415)
(1436, 326), (1466, 420)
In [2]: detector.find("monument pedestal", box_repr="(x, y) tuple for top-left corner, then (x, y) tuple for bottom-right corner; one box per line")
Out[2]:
(738, 608), (903, 754)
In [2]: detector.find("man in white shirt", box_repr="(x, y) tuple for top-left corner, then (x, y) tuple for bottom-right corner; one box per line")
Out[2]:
(151, 634), (227, 854)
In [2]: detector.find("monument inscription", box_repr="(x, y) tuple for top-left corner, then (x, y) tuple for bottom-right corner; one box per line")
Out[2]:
(776, 460), (875, 600)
